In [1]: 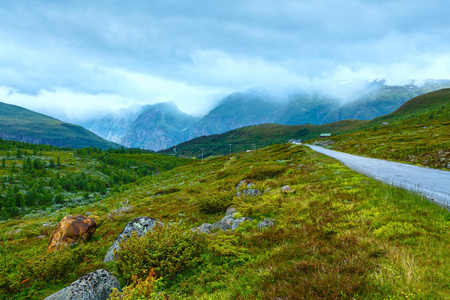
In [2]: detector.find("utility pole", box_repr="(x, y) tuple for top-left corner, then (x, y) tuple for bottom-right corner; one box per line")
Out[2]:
(252, 144), (256, 151)
(200, 148), (205, 164)
(228, 144), (232, 156)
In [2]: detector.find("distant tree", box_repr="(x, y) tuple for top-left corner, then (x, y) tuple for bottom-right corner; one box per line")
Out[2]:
(16, 149), (22, 159)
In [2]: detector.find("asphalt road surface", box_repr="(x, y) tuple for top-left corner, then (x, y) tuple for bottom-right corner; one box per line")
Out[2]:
(307, 145), (450, 209)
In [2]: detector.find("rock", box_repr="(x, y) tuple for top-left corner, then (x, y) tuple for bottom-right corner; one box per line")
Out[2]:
(43, 269), (120, 300)
(265, 188), (271, 193)
(48, 215), (97, 252)
(236, 180), (248, 191)
(103, 216), (163, 263)
(257, 218), (275, 229)
(231, 217), (254, 230)
(280, 185), (292, 192)
(211, 215), (234, 231)
(237, 189), (262, 197)
(226, 206), (237, 216)
(197, 223), (212, 234)
(122, 199), (129, 205)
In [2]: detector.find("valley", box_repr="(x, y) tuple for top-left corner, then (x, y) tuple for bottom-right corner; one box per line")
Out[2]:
(0, 89), (449, 299)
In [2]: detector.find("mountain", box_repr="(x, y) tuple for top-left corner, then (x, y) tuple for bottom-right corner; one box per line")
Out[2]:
(274, 92), (339, 125)
(80, 105), (149, 144)
(0, 101), (121, 149)
(76, 79), (450, 151)
(160, 87), (450, 158)
(322, 79), (450, 123)
(189, 90), (282, 138)
(120, 102), (199, 151)
(188, 79), (450, 139)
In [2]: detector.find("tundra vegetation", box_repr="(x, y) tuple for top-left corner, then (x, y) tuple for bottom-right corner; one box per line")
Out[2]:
(0, 90), (449, 299)
(0, 141), (448, 299)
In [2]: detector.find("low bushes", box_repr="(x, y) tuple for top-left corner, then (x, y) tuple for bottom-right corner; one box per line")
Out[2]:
(246, 165), (286, 181)
(113, 223), (205, 283)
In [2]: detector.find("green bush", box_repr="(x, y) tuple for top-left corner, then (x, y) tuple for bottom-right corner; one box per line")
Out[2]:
(114, 223), (206, 283)
(197, 189), (235, 214)
(246, 165), (286, 181)
(110, 269), (165, 300)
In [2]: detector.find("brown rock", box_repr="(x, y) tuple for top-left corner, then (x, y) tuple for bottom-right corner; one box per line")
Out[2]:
(48, 215), (97, 252)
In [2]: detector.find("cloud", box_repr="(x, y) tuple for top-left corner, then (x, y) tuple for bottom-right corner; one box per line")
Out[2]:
(0, 0), (450, 120)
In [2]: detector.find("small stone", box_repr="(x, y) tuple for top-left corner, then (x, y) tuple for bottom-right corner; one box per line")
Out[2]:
(257, 218), (275, 229)
(122, 199), (129, 205)
(226, 206), (237, 216)
(231, 217), (254, 230)
(237, 189), (262, 197)
(211, 216), (233, 231)
(236, 180), (248, 191)
(280, 185), (292, 192)
(197, 223), (212, 234)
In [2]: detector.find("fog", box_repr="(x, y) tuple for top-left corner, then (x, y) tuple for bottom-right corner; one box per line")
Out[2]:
(1, 0), (450, 121)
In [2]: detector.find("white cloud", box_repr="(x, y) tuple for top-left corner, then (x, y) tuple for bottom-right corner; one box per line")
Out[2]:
(0, 0), (450, 120)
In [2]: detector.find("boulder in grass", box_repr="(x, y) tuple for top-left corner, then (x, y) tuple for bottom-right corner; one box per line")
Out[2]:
(47, 215), (97, 252)
(280, 185), (292, 192)
(196, 223), (213, 234)
(257, 218), (275, 229)
(43, 269), (120, 300)
(103, 216), (163, 263)
(231, 217), (254, 230)
(237, 189), (261, 197)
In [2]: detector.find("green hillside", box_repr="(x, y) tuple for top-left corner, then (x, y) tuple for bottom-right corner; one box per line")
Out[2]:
(0, 102), (121, 149)
(319, 89), (450, 169)
(160, 119), (364, 158)
(1, 141), (448, 299)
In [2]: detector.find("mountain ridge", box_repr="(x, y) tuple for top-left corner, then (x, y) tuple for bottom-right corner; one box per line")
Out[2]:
(0, 101), (121, 149)
(78, 79), (450, 151)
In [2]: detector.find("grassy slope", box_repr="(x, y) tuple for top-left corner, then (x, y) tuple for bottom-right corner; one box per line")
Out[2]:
(159, 119), (364, 158)
(0, 102), (121, 149)
(1, 143), (449, 299)
(318, 89), (450, 169)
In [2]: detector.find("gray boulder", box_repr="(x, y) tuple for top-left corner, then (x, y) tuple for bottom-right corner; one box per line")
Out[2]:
(257, 218), (275, 229)
(197, 223), (212, 234)
(231, 217), (254, 230)
(226, 206), (237, 216)
(237, 189), (261, 197)
(44, 269), (120, 300)
(211, 214), (234, 231)
(103, 216), (163, 262)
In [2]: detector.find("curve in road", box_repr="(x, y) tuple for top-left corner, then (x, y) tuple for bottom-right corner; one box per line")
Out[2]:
(306, 145), (450, 209)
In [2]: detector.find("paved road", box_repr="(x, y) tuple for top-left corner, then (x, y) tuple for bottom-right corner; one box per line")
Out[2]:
(306, 145), (450, 208)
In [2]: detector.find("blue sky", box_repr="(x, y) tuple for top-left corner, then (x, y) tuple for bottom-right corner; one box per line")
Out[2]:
(1, 0), (450, 121)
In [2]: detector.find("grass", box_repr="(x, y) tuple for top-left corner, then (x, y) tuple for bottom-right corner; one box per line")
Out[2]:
(1, 143), (448, 299)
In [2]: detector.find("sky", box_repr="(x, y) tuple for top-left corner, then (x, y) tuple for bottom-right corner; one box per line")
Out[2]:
(1, 0), (450, 121)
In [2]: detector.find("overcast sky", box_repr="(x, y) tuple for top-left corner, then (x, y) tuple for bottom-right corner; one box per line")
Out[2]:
(1, 0), (450, 121)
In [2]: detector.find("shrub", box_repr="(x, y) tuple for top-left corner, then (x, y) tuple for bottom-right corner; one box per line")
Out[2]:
(197, 189), (235, 214)
(109, 269), (165, 300)
(114, 223), (206, 283)
(246, 165), (286, 181)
